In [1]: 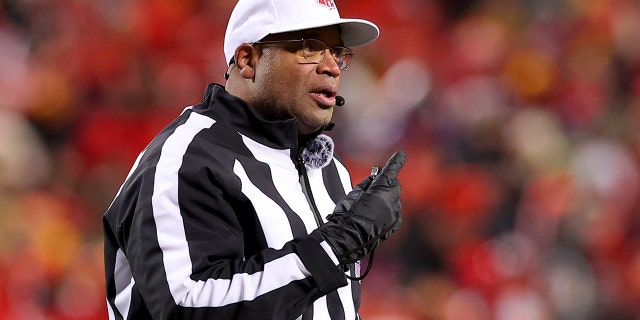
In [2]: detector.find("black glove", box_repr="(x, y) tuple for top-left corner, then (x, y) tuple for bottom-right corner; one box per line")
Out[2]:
(315, 150), (405, 264)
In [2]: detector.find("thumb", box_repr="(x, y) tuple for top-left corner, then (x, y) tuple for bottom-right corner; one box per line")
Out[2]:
(354, 175), (374, 191)
(371, 150), (406, 187)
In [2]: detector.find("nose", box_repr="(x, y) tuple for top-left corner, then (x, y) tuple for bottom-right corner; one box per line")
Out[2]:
(316, 49), (341, 77)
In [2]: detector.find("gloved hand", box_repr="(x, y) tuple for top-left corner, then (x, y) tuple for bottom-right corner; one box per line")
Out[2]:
(315, 150), (405, 264)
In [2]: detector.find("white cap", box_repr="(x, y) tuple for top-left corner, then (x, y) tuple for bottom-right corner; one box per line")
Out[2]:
(224, 0), (380, 65)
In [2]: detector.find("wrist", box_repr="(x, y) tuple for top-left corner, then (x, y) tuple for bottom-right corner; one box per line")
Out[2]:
(298, 232), (347, 293)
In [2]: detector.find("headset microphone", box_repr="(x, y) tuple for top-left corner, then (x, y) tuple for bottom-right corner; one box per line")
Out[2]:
(335, 96), (346, 106)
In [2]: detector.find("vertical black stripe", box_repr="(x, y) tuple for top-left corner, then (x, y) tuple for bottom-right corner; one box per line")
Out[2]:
(239, 156), (309, 238)
(191, 124), (269, 257)
(204, 124), (310, 239)
(351, 278), (361, 318)
(302, 303), (314, 320)
(306, 156), (355, 318)
(104, 108), (190, 320)
(129, 151), (174, 320)
(323, 159), (359, 319)
(103, 222), (125, 320)
(322, 160), (348, 203)
(120, 110), (193, 320)
(326, 291), (346, 320)
(126, 285), (153, 320)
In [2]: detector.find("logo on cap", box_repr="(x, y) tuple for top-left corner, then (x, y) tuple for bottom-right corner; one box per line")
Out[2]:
(316, 0), (336, 9)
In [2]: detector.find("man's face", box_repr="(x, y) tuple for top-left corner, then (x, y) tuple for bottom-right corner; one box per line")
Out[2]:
(249, 26), (344, 135)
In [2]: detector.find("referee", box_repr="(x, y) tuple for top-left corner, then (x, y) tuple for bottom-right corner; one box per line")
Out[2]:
(103, 0), (405, 319)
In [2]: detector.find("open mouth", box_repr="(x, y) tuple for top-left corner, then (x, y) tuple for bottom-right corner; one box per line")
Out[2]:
(310, 89), (337, 108)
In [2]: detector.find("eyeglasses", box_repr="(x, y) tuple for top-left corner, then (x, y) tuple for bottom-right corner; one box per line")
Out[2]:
(251, 38), (354, 70)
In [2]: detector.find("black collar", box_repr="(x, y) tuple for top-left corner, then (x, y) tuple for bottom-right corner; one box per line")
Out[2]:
(193, 83), (334, 155)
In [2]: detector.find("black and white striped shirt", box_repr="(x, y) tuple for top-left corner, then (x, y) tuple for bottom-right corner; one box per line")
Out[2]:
(103, 83), (362, 320)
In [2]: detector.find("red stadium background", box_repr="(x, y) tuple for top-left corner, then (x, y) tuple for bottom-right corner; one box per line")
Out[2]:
(2, 0), (640, 319)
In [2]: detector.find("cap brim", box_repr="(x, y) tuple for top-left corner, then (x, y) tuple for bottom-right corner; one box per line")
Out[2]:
(337, 19), (380, 47)
(268, 18), (380, 47)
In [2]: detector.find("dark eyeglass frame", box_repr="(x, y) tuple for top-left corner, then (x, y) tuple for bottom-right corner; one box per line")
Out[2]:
(251, 38), (354, 70)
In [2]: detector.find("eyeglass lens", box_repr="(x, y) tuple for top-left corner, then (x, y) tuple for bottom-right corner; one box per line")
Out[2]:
(302, 39), (353, 70)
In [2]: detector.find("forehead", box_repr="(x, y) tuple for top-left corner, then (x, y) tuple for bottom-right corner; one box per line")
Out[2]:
(263, 25), (343, 46)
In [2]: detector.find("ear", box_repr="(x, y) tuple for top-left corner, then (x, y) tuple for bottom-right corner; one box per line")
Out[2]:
(234, 44), (256, 79)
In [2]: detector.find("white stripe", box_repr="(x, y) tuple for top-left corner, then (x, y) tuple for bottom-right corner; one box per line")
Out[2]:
(106, 299), (115, 320)
(152, 112), (215, 303)
(106, 138), (147, 319)
(333, 160), (359, 319)
(233, 160), (294, 249)
(113, 249), (134, 319)
(319, 241), (339, 266)
(337, 283), (356, 319)
(241, 135), (318, 233)
(305, 167), (336, 222)
(239, 138), (358, 318)
(334, 160), (353, 194)
(314, 158), (356, 319)
(312, 295), (331, 319)
(180, 252), (311, 307)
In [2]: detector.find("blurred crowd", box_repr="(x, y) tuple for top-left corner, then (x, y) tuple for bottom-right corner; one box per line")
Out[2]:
(2, 0), (640, 319)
